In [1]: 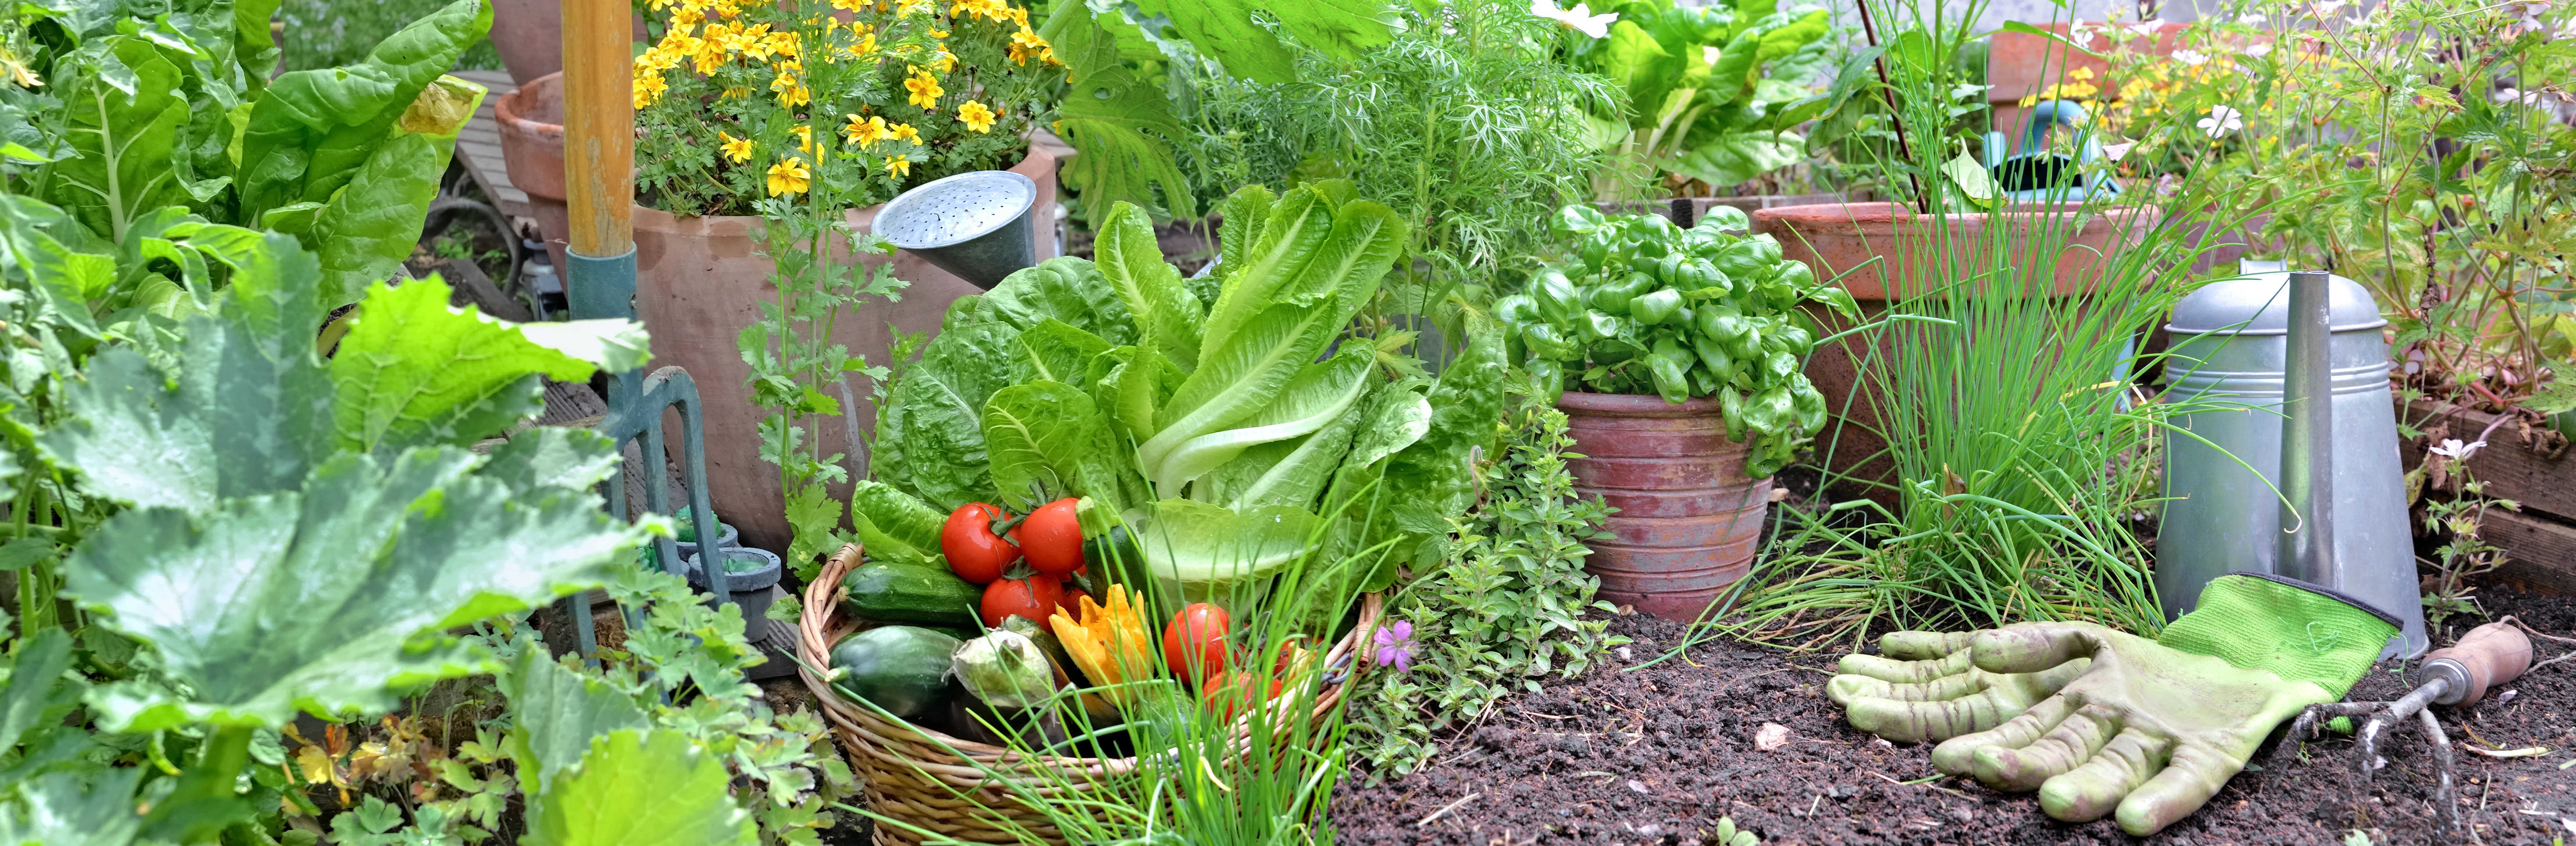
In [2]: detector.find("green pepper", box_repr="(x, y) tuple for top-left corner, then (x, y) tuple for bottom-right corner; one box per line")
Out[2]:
(1719, 387), (1748, 441)
(1522, 323), (1579, 360)
(1533, 270), (1585, 324)
(1589, 273), (1657, 313)
(1646, 337), (1692, 403)
(1578, 310), (1623, 342)
(1691, 333), (1736, 382)
(1629, 288), (1684, 326)
(1494, 294), (1539, 326)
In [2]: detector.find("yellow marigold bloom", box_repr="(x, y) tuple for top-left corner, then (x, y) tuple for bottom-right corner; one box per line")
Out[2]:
(884, 154), (912, 178)
(831, 0), (866, 10)
(1048, 585), (1155, 701)
(2070, 65), (2096, 80)
(844, 113), (891, 146)
(638, 46), (682, 73)
(896, 0), (930, 16)
(631, 73), (668, 108)
(956, 100), (997, 133)
(721, 85), (750, 99)
(950, 0), (1005, 19)
(888, 121), (920, 143)
(848, 32), (878, 59)
(659, 32), (704, 59)
(767, 159), (810, 195)
(1009, 28), (1050, 65)
(669, 6), (704, 31)
(765, 31), (800, 59)
(774, 79), (811, 107)
(903, 70), (944, 109)
(719, 131), (754, 163)
(711, 0), (741, 17)
(928, 28), (949, 39)
(1006, 5), (1028, 27)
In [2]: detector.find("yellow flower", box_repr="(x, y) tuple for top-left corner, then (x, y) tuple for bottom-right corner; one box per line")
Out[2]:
(659, 32), (704, 60)
(737, 23), (775, 59)
(792, 124), (815, 153)
(1006, 5), (1029, 27)
(843, 113), (891, 146)
(1009, 28), (1050, 65)
(2070, 65), (2097, 81)
(903, 70), (944, 109)
(896, 0), (930, 15)
(847, 32), (879, 59)
(719, 131), (754, 163)
(637, 46), (681, 73)
(764, 30), (800, 59)
(951, 0), (1006, 19)
(771, 72), (810, 107)
(888, 122), (920, 143)
(929, 49), (956, 73)
(631, 72), (668, 108)
(1048, 584), (1154, 700)
(884, 154), (912, 178)
(668, 6), (703, 31)
(721, 85), (749, 99)
(956, 100), (997, 133)
(767, 159), (810, 195)
(928, 28), (949, 39)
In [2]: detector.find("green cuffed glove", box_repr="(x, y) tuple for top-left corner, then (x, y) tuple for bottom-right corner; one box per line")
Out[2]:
(1829, 573), (2401, 836)
(1826, 631), (2092, 743)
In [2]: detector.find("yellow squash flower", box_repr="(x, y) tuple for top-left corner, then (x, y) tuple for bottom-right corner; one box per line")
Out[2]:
(956, 100), (997, 133)
(843, 113), (891, 146)
(719, 131), (754, 163)
(766, 159), (810, 195)
(903, 70), (944, 109)
(883, 154), (912, 178)
(1048, 585), (1154, 700)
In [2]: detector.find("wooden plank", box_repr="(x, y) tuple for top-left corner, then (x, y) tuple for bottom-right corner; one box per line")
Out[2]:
(2398, 399), (2574, 522)
(2485, 509), (2576, 597)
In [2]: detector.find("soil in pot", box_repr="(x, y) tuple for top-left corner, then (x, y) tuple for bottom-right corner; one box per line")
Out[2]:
(1330, 583), (2576, 845)
(1558, 392), (1772, 622)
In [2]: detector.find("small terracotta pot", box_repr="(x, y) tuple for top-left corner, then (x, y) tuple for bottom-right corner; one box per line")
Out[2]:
(1557, 392), (1772, 621)
(1753, 201), (2159, 502)
(632, 149), (1058, 555)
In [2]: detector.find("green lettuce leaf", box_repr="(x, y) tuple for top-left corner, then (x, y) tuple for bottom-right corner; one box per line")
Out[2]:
(977, 257), (1138, 346)
(1156, 345), (1374, 497)
(1011, 318), (1113, 388)
(873, 317), (1015, 513)
(1094, 202), (1203, 371)
(1135, 498), (1323, 604)
(982, 380), (1131, 513)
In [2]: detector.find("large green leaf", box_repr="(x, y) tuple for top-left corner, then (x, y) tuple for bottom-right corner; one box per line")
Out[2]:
(1094, 203), (1202, 371)
(1198, 189), (1331, 350)
(236, 0), (488, 220)
(66, 445), (634, 731)
(0, 768), (145, 846)
(329, 276), (604, 454)
(51, 37), (193, 244)
(308, 93), (474, 308)
(1011, 319), (1112, 389)
(1199, 375), (1379, 513)
(1155, 345), (1373, 497)
(1602, 22), (1684, 131)
(525, 730), (755, 846)
(873, 318), (1015, 512)
(1264, 0), (1404, 60)
(0, 630), (84, 755)
(499, 650), (649, 798)
(1135, 498), (1323, 600)
(0, 196), (116, 339)
(1037, 4), (1195, 221)
(981, 380), (1123, 512)
(1669, 130), (1805, 188)
(1128, 0), (1295, 85)
(976, 257), (1138, 346)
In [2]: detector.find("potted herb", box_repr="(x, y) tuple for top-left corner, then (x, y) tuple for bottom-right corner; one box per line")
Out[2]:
(1550, 0), (1840, 208)
(1496, 204), (1850, 619)
(499, 0), (1068, 552)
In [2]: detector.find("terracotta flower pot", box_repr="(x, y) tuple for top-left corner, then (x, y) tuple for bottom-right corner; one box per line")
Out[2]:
(486, 0), (649, 86)
(494, 72), (571, 274)
(1557, 392), (1773, 621)
(1752, 201), (2158, 501)
(632, 149), (1059, 555)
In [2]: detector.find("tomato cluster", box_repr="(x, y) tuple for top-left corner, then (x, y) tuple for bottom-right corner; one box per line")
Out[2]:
(941, 498), (1090, 628)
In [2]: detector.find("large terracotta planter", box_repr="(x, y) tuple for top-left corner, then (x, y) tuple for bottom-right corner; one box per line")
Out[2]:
(633, 149), (1059, 555)
(486, 0), (648, 86)
(494, 72), (571, 274)
(1753, 201), (2158, 501)
(1557, 392), (1773, 621)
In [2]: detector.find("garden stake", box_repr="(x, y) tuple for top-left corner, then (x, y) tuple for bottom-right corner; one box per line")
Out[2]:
(2276, 619), (2535, 840)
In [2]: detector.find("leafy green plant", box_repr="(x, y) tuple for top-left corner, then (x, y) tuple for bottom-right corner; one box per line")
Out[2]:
(2414, 437), (2516, 631)
(279, 0), (503, 74)
(1559, 0), (1836, 199)
(1344, 395), (1625, 779)
(8, 0), (492, 310)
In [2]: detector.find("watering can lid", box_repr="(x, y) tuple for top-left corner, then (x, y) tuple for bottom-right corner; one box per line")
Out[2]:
(2166, 263), (2387, 335)
(875, 170), (1037, 250)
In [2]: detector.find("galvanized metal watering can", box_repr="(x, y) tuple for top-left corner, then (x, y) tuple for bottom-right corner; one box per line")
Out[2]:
(2157, 263), (2429, 659)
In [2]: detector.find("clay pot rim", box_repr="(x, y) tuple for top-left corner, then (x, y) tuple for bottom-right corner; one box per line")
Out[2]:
(493, 72), (563, 138)
(1556, 391), (1727, 417)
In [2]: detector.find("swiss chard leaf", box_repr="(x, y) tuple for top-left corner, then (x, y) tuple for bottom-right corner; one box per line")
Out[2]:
(50, 37), (193, 244)
(236, 0), (487, 220)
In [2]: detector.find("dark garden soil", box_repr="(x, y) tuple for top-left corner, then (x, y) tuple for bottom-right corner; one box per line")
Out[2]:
(1332, 584), (2576, 846)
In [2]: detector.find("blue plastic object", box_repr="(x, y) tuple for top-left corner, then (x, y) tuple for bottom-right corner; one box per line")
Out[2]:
(1983, 99), (2121, 203)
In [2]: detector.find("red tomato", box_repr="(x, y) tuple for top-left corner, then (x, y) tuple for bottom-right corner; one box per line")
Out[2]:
(1059, 584), (1090, 619)
(1018, 498), (1085, 577)
(942, 503), (1020, 585)
(1163, 602), (1230, 685)
(980, 577), (1064, 629)
(1198, 671), (1260, 719)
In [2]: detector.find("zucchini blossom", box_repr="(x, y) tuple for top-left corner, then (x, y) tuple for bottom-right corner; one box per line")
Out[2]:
(1050, 584), (1154, 700)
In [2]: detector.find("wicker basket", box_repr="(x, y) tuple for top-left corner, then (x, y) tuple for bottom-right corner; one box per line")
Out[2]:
(796, 544), (1381, 846)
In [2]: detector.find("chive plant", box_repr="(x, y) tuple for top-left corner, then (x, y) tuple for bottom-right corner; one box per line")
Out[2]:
(1703, 0), (2280, 650)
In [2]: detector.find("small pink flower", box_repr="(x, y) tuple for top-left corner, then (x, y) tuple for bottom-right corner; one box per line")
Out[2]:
(1373, 620), (1416, 672)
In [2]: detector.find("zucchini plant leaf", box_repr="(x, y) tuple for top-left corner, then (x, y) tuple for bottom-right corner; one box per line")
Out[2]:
(498, 650), (650, 799)
(524, 730), (756, 846)
(328, 276), (606, 454)
(1036, 4), (1195, 221)
(66, 444), (634, 731)
(0, 768), (146, 846)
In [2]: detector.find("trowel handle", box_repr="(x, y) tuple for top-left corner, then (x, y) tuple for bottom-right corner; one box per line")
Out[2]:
(2420, 621), (2534, 706)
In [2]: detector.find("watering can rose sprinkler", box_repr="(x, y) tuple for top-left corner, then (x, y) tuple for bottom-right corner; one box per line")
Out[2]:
(1822, 269), (2451, 836)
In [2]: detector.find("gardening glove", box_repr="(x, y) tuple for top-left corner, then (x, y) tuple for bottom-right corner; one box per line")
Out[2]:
(1928, 573), (2401, 836)
(1826, 631), (2092, 743)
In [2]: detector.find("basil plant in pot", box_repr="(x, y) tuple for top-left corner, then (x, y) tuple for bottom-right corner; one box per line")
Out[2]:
(1495, 204), (1851, 619)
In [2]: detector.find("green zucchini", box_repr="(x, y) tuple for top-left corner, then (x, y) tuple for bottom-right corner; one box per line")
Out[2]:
(842, 558), (981, 627)
(828, 626), (963, 720)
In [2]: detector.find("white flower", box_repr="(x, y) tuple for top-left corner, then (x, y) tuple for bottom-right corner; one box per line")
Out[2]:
(2429, 438), (2485, 460)
(1530, 0), (1617, 39)
(2242, 42), (2273, 58)
(2173, 49), (2209, 66)
(2506, 1), (2551, 37)
(2197, 104), (2244, 138)
(2103, 140), (2137, 161)
(2495, 87), (2544, 106)
(2127, 18), (2165, 37)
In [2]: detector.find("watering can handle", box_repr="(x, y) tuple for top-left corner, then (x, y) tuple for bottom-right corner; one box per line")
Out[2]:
(2019, 99), (2104, 163)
